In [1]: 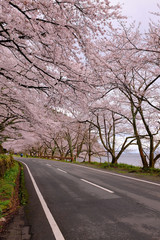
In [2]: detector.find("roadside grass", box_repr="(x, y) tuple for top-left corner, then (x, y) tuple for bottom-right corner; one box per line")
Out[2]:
(74, 161), (160, 177)
(0, 158), (28, 232)
(0, 160), (28, 220)
(0, 161), (19, 219)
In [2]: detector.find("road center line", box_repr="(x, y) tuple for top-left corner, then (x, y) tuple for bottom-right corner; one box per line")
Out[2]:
(22, 162), (65, 240)
(46, 164), (52, 167)
(57, 168), (67, 174)
(81, 179), (114, 193)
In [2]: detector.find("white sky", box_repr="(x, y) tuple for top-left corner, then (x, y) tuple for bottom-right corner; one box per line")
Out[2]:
(110, 0), (159, 30)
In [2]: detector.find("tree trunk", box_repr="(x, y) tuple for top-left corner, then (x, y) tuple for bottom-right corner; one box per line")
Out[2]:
(138, 106), (155, 168)
(131, 102), (149, 168)
(111, 156), (117, 164)
(88, 124), (92, 163)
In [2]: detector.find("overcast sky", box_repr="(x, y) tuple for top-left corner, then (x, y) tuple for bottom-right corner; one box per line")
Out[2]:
(110, 0), (159, 30)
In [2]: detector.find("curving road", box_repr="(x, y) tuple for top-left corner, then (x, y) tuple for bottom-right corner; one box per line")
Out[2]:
(16, 157), (160, 240)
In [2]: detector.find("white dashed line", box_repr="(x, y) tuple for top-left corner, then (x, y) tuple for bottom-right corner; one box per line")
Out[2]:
(46, 164), (52, 167)
(57, 168), (67, 174)
(81, 179), (114, 193)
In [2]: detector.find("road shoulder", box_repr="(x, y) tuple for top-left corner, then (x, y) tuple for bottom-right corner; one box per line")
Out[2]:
(0, 207), (31, 240)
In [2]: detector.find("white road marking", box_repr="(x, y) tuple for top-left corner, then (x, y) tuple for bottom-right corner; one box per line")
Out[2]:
(81, 179), (114, 193)
(74, 164), (160, 187)
(46, 164), (52, 167)
(22, 162), (65, 240)
(57, 168), (67, 174)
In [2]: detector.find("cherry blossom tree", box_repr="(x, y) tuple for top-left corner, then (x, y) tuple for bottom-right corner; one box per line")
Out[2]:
(0, 0), (123, 148)
(71, 89), (136, 164)
(2, 0), (160, 171)
(65, 11), (160, 168)
(0, 0), (122, 91)
(94, 21), (160, 168)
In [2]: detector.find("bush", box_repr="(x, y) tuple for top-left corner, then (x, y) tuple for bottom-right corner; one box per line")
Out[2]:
(0, 154), (14, 178)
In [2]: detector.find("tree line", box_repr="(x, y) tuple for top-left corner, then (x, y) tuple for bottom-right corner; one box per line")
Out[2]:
(0, 1), (160, 168)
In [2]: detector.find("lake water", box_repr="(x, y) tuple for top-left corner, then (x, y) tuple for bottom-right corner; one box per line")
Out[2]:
(78, 152), (160, 169)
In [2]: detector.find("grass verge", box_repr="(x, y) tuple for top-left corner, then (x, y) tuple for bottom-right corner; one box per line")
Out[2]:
(78, 161), (160, 177)
(0, 161), (19, 219)
(0, 160), (28, 232)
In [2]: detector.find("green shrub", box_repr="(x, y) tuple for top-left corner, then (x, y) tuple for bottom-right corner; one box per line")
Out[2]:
(0, 161), (19, 218)
(0, 154), (14, 178)
(100, 162), (111, 168)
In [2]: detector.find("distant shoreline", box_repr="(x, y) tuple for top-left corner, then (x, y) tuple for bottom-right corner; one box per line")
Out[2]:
(79, 152), (160, 169)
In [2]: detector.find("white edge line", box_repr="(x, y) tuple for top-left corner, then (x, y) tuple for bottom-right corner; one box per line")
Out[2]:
(57, 168), (67, 174)
(73, 164), (160, 187)
(22, 162), (65, 240)
(81, 179), (114, 194)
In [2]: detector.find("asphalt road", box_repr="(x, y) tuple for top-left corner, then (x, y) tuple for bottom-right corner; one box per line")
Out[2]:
(16, 157), (160, 240)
